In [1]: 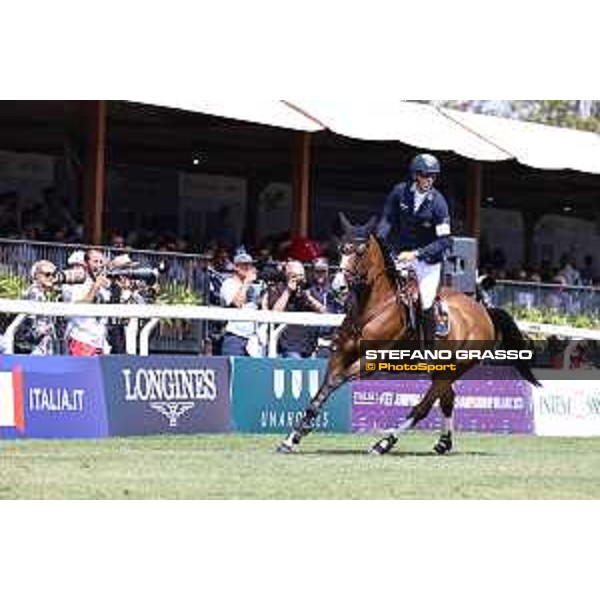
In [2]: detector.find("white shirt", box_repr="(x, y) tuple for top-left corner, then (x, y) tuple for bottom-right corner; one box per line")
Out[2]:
(62, 279), (111, 350)
(412, 184), (429, 213)
(219, 276), (258, 339)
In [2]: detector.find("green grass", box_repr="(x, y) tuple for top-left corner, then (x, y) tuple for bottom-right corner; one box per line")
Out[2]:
(2, 432), (600, 499)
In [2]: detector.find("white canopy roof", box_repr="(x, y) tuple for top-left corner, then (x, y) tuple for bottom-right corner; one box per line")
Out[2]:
(289, 100), (511, 162)
(137, 98), (600, 175)
(439, 107), (600, 175)
(134, 98), (324, 132)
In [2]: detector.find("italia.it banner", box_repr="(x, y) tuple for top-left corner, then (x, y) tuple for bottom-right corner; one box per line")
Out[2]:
(0, 356), (108, 439)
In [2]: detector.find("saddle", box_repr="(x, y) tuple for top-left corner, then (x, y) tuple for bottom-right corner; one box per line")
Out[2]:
(395, 265), (449, 339)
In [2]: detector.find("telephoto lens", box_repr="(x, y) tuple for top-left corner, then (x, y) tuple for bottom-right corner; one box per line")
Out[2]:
(54, 266), (87, 285)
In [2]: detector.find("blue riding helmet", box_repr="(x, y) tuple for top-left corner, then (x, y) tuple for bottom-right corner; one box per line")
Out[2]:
(410, 153), (441, 177)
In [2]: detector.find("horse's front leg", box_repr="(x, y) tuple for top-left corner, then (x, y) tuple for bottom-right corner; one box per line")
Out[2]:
(275, 372), (345, 453)
(276, 344), (359, 453)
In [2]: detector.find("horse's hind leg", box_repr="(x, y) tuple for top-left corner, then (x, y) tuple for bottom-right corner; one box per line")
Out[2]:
(433, 385), (455, 455)
(369, 383), (440, 455)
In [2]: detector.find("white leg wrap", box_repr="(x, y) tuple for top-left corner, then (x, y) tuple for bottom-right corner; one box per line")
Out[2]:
(442, 415), (454, 434)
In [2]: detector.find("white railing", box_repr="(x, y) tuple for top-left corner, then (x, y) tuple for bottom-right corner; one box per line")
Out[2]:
(0, 298), (345, 357)
(1, 298), (599, 357)
(516, 320), (600, 340)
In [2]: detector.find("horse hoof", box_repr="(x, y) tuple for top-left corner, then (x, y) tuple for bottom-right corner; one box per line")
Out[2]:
(433, 435), (453, 455)
(275, 442), (294, 454)
(369, 435), (397, 455)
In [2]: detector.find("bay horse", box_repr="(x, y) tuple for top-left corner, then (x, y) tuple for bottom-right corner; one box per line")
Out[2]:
(276, 214), (539, 455)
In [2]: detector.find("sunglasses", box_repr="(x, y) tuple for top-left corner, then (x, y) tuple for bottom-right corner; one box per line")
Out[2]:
(416, 172), (436, 179)
(40, 271), (56, 277)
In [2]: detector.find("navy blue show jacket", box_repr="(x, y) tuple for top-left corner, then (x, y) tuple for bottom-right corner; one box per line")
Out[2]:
(376, 182), (452, 264)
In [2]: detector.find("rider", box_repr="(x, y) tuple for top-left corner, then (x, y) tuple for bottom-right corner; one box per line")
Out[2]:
(377, 152), (451, 338)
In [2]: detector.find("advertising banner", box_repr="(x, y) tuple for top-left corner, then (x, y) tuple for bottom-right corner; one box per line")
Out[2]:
(0, 356), (108, 439)
(532, 379), (600, 436)
(101, 356), (231, 435)
(352, 368), (534, 434)
(231, 358), (352, 433)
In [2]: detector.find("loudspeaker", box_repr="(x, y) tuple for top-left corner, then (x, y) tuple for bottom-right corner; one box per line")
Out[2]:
(442, 237), (478, 293)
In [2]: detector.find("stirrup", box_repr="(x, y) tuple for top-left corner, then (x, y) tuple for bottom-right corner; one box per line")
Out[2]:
(435, 320), (449, 338)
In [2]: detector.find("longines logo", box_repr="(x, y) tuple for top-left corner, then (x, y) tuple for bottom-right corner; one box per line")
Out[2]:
(121, 367), (218, 427)
(272, 369), (321, 401)
(149, 402), (195, 427)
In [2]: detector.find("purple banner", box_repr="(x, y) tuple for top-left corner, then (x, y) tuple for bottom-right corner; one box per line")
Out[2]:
(352, 367), (534, 434)
(0, 356), (108, 439)
(101, 356), (231, 435)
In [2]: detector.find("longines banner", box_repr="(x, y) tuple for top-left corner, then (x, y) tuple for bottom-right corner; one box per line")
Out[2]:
(0, 356), (108, 439)
(231, 358), (352, 433)
(101, 356), (231, 435)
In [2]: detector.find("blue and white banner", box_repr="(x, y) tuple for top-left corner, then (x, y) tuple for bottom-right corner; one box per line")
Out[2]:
(0, 356), (108, 439)
(231, 358), (352, 433)
(101, 356), (231, 435)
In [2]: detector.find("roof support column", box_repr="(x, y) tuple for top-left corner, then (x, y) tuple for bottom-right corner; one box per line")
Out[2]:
(465, 160), (482, 238)
(83, 100), (107, 245)
(292, 131), (311, 237)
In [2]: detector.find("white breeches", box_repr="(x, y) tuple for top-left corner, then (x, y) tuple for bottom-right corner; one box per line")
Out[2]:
(404, 259), (441, 309)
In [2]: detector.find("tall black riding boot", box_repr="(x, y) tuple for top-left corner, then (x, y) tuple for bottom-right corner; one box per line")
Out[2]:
(422, 307), (435, 346)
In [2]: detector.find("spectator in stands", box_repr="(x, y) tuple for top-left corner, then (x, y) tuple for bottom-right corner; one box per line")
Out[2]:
(214, 247), (233, 273)
(265, 260), (322, 358)
(546, 275), (581, 314)
(557, 254), (581, 286)
(109, 232), (127, 250)
(219, 248), (261, 356)
(16, 260), (59, 355)
(306, 257), (343, 315)
(62, 248), (112, 356)
(539, 259), (554, 283)
(307, 257), (344, 357)
(580, 254), (595, 285)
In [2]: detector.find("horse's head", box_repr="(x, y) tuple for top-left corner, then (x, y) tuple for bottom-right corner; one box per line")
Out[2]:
(331, 212), (379, 294)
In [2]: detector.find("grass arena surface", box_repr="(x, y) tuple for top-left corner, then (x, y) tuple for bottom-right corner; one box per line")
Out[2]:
(2, 432), (600, 499)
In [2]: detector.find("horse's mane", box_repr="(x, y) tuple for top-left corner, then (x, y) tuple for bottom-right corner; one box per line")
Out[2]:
(372, 234), (402, 292)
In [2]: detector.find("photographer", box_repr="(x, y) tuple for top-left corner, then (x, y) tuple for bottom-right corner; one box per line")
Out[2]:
(62, 248), (112, 356)
(15, 260), (60, 355)
(105, 254), (148, 354)
(265, 260), (322, 359)
(219, 248), (262, 356)
(306, 257), (344, 358)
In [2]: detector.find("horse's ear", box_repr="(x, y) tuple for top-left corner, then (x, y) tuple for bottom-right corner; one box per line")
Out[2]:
(338, 212), (352, 234)
(365, 215), (378, 234)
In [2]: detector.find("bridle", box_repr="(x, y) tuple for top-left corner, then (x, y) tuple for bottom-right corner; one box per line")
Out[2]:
(337, 236), (418, 337)
(337, 237), (401, 289)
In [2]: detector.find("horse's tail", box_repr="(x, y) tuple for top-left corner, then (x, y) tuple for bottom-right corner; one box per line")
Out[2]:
(487, 306), (541, 387)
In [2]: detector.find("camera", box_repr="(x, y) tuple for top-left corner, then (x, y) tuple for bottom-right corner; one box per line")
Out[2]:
(104, 260), (168, 286)
(258, 260), (287, 285)
(477, 274), (496, 291)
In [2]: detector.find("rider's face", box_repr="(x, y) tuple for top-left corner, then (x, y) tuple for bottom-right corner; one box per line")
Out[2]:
(415, 172), (435, 193)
